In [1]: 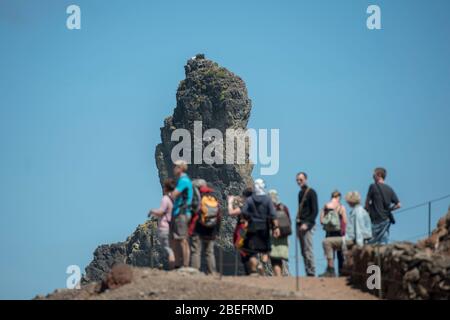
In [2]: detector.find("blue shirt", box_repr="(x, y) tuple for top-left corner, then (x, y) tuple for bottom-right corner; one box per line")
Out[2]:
(346, 205), (373, 246)
(172, 173), (193, 217)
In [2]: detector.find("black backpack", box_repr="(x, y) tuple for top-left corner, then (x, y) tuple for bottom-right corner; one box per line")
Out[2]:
(275, 203), (292, 237)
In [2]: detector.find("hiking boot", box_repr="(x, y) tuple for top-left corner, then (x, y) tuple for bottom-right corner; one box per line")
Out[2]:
(319, 267), (336, 278)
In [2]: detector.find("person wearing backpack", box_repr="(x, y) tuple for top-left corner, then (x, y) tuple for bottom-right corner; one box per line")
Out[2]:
(170, 160), (193, 268)
(227, 186), (254, 275)
(148, 178), (176, 270)
(240, 179), (280, 275)
(320, 191), (372, 277)
(189, 183), (222, 274)
(320, 190), (347, 275)
(268, 189), (291, 276)
(365, 167), (401, 245)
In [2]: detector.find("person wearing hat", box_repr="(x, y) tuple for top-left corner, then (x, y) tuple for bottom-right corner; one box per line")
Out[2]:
(227, 186), (254, 275)
(268, 189), (291, 276)
(320, 191), (372, 277)
(189, 182), (221, 274)
(240, 179), (280, 275)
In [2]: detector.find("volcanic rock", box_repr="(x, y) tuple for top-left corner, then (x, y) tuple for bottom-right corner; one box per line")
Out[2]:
(83, 55), (253, 282)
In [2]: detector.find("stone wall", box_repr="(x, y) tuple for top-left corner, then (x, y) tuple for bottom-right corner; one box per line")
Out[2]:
(345, 207), (450, 299)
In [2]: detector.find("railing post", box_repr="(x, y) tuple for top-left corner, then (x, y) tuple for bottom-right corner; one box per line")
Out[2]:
(428, 201), (432, 237)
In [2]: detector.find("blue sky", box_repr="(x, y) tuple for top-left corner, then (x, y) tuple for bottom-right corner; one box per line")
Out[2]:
(0, 0), (449, 299)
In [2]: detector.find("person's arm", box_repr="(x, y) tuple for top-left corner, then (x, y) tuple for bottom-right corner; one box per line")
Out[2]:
(172, 184), (184, 200)
(268, 198), (277, 220)
(354, 209), (365, 246)
(284, 205), (291, 222)
(298, 191), (307, 230)
(319, 206), (325, 224)
(308, 190), (319, 227)
(172, 189), (181, 200)
(269, 200), (280, 238)
(300, 190), (318, 230)
(341, 206), (348, 225)
(149, 196), (169, 217)
(365, 185), (372, 211)
(227, 196), (241, 216)
(241, 199), (250, 220)
(171, 177), (187, 201)
(268, 198), (279, 226)
(345, 211), (354, 242)
(391, 190), (401, 211)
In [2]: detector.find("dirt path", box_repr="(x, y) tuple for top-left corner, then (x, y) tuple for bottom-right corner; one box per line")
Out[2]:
(37, 267), (377, 300)
(222, 276), (377, 300)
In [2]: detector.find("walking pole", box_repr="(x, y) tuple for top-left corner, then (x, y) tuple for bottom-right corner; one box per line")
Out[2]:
(150, 220), (154, 269)
(295, 224), (299, 291)
(377, 245), (383, 299)
(234, 250), (238, 276)
(219, 245), (224, 280)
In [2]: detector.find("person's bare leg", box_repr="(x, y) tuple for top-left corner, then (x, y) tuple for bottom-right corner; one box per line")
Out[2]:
(261, 254), (269, 263)
(186, 240), (191, 267)
(168, 252), (175, 270)
(181, 239), (190, 267)
(327, 258), (334, 269)
(273, 264), (282, 276)
(255, 254), (269, 275)
(323, 239), (335, 269)
(248, 257), (258, 274)
(171, 239), (181, 268)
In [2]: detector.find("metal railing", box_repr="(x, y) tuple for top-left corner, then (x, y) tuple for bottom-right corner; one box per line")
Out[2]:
(146, 193), (450, 297)
(393, 193), (450, 236)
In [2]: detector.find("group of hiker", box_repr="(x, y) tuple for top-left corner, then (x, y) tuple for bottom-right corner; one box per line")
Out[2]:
(149, 160), (221, 273)
(149, 161), (401, 277)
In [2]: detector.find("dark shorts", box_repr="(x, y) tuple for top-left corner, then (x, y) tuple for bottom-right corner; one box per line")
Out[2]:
(243, 228), (271, 254)
(270, 257), (283, 267)
(170, 214), (189, 240)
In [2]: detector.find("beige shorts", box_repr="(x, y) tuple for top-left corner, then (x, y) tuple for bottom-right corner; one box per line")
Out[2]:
(170, 214), (189, 240)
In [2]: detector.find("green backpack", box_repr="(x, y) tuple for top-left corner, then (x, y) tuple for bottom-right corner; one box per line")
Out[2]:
(322, 205), (341, 233)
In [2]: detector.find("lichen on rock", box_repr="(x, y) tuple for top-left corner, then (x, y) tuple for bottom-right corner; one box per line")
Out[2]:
(155, 54), (254, 253)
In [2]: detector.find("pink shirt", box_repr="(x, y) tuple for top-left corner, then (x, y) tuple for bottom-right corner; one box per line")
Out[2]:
(156, 195), (173, 231)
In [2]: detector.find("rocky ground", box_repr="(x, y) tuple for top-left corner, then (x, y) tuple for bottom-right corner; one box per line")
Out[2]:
(59, 54), (449, 300)
(37, 266), (377, 300)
